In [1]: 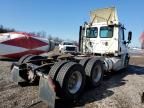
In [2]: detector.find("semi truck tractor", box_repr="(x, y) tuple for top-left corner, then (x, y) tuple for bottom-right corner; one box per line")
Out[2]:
(11, 7), (132, 107)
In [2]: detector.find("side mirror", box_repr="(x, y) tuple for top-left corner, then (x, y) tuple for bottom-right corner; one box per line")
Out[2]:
(128, 31), (132, 42)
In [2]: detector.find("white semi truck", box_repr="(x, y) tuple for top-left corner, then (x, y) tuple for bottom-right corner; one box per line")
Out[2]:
(11, 7), (132, 107)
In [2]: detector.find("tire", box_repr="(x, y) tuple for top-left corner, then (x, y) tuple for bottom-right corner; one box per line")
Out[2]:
(18, 54), (33, 65)
(85, 58), (104, 87)
(11, 54), (32, 71)
(49, 60), (68, 80)
(19, 55), (44, 82)
(23, 55), (44, 65)
(79, 58), (90, 68)
(56, 62), (85, 100)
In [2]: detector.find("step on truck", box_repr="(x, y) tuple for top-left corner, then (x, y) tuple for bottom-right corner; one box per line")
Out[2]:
(11, 7), (132, 108)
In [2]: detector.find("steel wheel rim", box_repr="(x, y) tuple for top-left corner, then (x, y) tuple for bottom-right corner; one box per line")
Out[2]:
(92, 65), (102, 83)
(67, 71), (82, 94)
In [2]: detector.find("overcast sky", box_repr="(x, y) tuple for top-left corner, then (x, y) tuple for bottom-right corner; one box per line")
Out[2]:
(0, 0), (143, 47)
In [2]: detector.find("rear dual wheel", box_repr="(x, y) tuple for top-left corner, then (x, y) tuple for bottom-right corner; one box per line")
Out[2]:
(56, 62), (85, 100)
(80, 57), (104, 87)
(55, 58), (104, 100)
(49, 60), (68, 81)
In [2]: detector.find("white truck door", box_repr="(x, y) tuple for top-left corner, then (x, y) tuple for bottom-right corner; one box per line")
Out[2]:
(118, 27), (127, 55)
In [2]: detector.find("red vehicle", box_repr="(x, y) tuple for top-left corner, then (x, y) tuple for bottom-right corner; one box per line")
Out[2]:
(0, 32), (55, 59)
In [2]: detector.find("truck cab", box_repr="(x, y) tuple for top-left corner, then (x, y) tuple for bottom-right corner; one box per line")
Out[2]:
(79, 7), (132, 57)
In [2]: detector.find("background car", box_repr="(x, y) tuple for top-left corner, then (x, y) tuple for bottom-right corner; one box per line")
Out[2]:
(59, 41), (78, 54)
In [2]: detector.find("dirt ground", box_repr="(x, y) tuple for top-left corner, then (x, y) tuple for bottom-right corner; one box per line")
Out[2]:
(0, 54), (144, 108)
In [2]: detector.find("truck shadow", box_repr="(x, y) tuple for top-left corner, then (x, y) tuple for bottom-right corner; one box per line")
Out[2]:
(55, 65), (144, 108)
(127, 65), (144, 75)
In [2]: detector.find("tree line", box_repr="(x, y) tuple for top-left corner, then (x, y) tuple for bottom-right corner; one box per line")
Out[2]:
(0, 25), (63, 42)
(29, 31), (63, 44)
(0, 25), (78, 45)
(0, 25), (15, 33)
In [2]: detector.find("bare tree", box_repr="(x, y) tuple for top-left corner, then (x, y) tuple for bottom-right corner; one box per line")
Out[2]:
(0, 25), (15, 33)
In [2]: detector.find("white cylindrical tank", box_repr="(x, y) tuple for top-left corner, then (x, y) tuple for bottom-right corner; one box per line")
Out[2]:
(104, 57), (123, 72)
(104, 58), (113, 71)
(0, 32), (55, 59)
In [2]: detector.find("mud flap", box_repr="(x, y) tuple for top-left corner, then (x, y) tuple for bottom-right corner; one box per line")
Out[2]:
(39, 76), (55, 108)
(11, 66), (24, 84)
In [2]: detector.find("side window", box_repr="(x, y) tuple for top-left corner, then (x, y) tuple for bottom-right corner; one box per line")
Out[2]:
(86, 27), (98, 38)
(119, 28), (125, 40)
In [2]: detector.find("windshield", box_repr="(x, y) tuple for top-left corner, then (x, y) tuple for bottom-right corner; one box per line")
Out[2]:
(63, 42), (74, 45)
(86, 27), (98, 38)
(100, 26), (113, 38)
